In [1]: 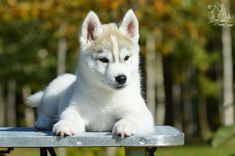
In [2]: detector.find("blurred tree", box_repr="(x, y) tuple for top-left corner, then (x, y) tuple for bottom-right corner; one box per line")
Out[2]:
(212, 0), (235, 148)
(221, 0), (234, 126)
(6, 79), (16, 126)
(135, 0), (214, 139)
(57, 23), (68, 76)
(0, 84), (6, 126)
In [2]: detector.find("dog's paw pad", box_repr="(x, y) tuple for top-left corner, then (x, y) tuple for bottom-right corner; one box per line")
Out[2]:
(112, 121), (137, 138)
(53, 120), (76, 137)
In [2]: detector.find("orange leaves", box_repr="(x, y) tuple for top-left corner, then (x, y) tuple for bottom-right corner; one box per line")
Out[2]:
(0, 0), (206, 59)
(111, 0), (124, 10)
(154, 0), (171, 17)
(31, 2), (41, 18)
(171, 0), (181, 6)
(6, 0), (16, 6)
(135, 10), (144, 20)
(66, 25), (77, 36)
(99, 0), (124, 10)
(158, 40), (175, 55)
(1, 1), (51, 22)
(17, 2), (31, 21)
(185, 21), (198, 40)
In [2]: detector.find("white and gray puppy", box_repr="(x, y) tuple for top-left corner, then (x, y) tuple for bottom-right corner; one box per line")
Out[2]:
(26, 10), (154, 138)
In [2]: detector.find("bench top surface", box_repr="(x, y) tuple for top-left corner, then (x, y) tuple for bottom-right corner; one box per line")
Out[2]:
(0, 126), (184, 148)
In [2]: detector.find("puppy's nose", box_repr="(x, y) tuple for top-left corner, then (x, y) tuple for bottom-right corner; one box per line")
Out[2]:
(115, 75), (127, 85)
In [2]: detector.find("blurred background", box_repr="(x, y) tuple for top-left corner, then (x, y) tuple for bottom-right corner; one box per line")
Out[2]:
(0, 0), (235, 155)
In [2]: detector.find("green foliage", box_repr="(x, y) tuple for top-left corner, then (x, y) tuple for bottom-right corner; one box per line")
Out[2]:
(158, 144), (235, 156)
(0, 20), (56, 89)
(199, 75), (220, 97)
(212, 124), (235, 148)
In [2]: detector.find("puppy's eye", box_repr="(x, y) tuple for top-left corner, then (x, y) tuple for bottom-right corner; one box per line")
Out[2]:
(98, 57), (109, 63)
(96, 50), (103, 53)
(124, 56), (130, 61)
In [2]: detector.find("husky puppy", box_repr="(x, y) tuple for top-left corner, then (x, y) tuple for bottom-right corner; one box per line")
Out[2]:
(26, 10), (154, 138)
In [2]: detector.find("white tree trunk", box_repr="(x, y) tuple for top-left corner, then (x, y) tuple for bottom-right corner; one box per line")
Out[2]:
(146, 34), (166, 125)
(221, 0), (234, 126)
(155, 51), (166, 125)
(23, 85), (35, 127)
(146, 34), (156, 122)
(105, 147), (117, 156)
(222, 26), (234, 126)
(57, 23), (67, 76)
(57, 23), (68, 156)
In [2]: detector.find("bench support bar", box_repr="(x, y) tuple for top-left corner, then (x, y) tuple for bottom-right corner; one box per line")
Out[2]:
(125, 147), (157, 156)
(0, 148), (14, 156)
(40, 148), (57, 156)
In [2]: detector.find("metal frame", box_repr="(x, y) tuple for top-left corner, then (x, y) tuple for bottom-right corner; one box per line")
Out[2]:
(0, 148), (14, 156)
(125, 147), (157, 156)
(40, 148), (57, 156)
(0, 147), (157, 156)
(0, 147), (156, 156)
(0, 126), (184, 156)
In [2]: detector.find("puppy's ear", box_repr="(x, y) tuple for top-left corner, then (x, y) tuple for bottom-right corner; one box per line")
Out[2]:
(119, 10), (139, 43)
(80, 11), (102, 44)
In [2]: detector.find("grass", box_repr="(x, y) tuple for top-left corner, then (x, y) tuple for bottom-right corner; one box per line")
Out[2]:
(2, 144), (235, 156)
(157, 144), (235, 156)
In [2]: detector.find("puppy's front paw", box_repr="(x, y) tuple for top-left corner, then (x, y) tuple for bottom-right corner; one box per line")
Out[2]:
(112, 120), (137, 138)
(53, 120), (82, 137)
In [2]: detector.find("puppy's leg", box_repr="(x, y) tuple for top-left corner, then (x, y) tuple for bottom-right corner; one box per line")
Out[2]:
(35, 74), (76, 130)
(112, 107), (154, 138)
(35, 114), (54, 130)
(35, 92), (58, 130)
(53, 106), (85, 136)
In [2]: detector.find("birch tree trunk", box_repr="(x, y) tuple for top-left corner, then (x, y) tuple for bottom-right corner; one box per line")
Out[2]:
(23, 85), (35, 127)
(221, 0), (234, 126)
(7, 79), (16, 126)
(105, 147), (117, 156)
(57, 23), (67, 76)
(0, 84), (6, 126)
(155, 51), (166, 125)
(146, 34), (166, 125)
(57, 23), (68, 156)
(146, 34), (156, 122)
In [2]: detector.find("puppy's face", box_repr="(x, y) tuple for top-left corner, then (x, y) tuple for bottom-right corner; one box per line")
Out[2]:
(79, 10), (140, 91)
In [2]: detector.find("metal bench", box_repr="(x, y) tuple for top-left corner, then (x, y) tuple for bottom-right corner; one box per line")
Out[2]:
(0, 126), (184, 156)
